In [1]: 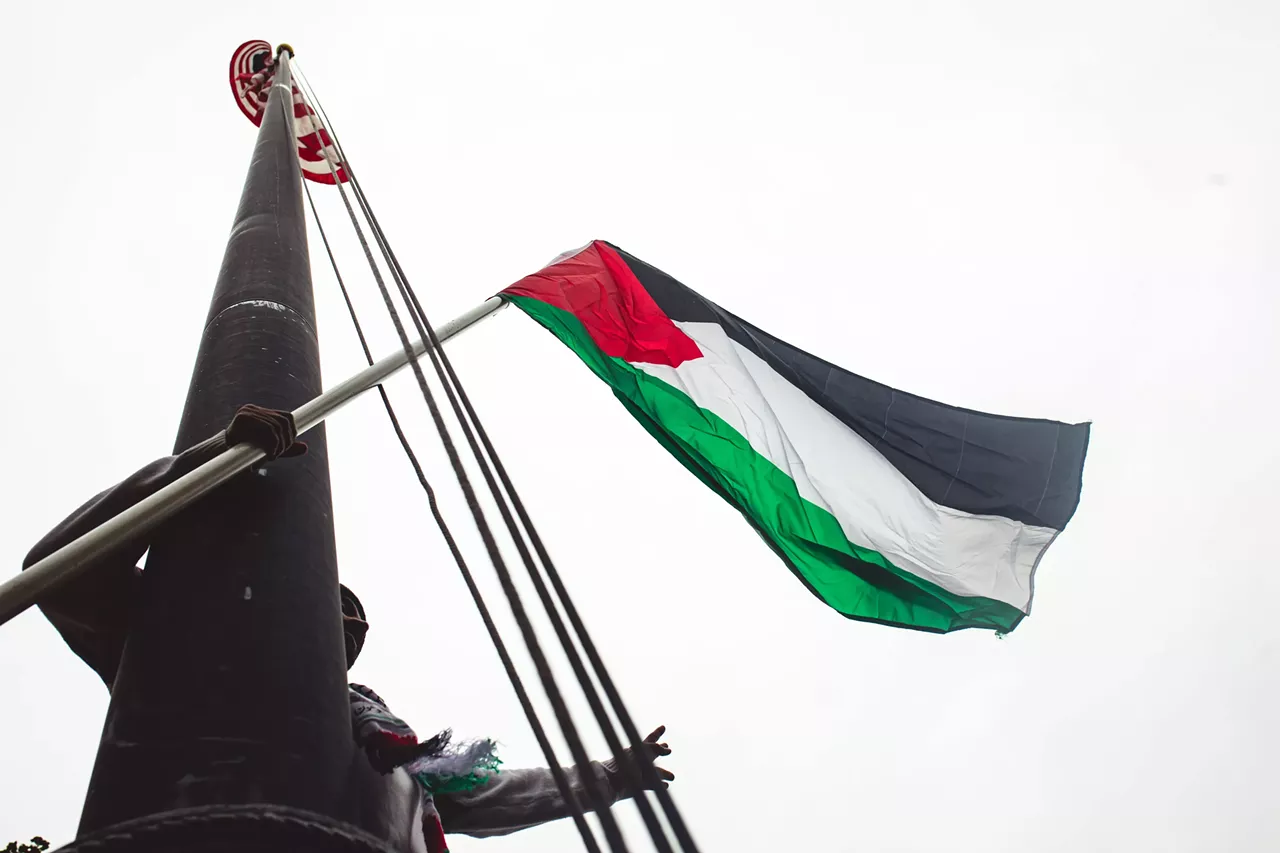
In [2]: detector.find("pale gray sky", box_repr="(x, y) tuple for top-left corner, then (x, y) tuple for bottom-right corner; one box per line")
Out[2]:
(3, 1), (1278, 850)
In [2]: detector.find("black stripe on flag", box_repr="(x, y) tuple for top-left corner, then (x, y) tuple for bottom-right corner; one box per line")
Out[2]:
(607, 243), (1090, 531)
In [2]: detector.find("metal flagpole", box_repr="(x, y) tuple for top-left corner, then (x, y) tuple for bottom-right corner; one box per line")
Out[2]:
(0, 296), (504, 631)
(34, 44), (492, 849)
(72, 41), (339, 836)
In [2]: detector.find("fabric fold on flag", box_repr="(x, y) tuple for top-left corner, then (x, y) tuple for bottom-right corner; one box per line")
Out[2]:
(500, 241), (1088, 633)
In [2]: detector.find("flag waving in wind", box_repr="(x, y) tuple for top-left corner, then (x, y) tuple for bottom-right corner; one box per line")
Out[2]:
(228, 40), (349, 184)
(501, 242), (1089, 633)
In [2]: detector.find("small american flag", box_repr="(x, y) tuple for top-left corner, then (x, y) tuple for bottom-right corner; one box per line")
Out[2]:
(229, 39), (350, 185)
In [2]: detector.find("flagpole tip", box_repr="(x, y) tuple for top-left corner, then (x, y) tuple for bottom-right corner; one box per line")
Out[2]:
(276, 43), (295, 58)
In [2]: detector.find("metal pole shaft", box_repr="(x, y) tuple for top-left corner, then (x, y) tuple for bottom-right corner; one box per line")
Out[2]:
(73, 46), (379, 835)
(0, 297), (503, 631)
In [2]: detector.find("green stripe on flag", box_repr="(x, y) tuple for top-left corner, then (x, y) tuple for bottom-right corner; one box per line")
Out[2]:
(506, 294), (1025, 633)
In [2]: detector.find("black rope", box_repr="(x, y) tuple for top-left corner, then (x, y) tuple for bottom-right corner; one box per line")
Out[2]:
(346, 186), (678, 853)
(294, 79), (629, 852)
(359, 197), (685, 853)
(301, 170), (603, 853)
(313, 124), (632, 853)
(296, 63), (699, 853)
(380, 226), (698, 853)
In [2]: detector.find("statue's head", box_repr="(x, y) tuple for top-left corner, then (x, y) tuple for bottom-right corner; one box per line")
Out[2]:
(340, 583), (368, 669)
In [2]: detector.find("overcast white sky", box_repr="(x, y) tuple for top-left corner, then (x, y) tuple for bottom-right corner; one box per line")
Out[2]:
(3, 1), (1278, 850)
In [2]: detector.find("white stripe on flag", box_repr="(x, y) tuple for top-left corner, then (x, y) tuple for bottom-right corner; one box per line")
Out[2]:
(635, 322), (1056, 611)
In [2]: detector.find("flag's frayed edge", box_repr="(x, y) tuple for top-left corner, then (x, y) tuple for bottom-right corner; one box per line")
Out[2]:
(408, 737), (503, 793)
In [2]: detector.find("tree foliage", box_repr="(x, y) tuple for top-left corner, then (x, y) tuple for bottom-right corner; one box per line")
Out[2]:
(4, 838), (50, 853)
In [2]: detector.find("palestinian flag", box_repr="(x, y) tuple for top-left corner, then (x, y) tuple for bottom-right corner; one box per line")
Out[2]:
(501, 242), (1089, 633)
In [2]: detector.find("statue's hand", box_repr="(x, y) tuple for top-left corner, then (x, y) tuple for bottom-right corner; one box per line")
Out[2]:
(605, 725), (675, 795)
(226, 404), (307, 460)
